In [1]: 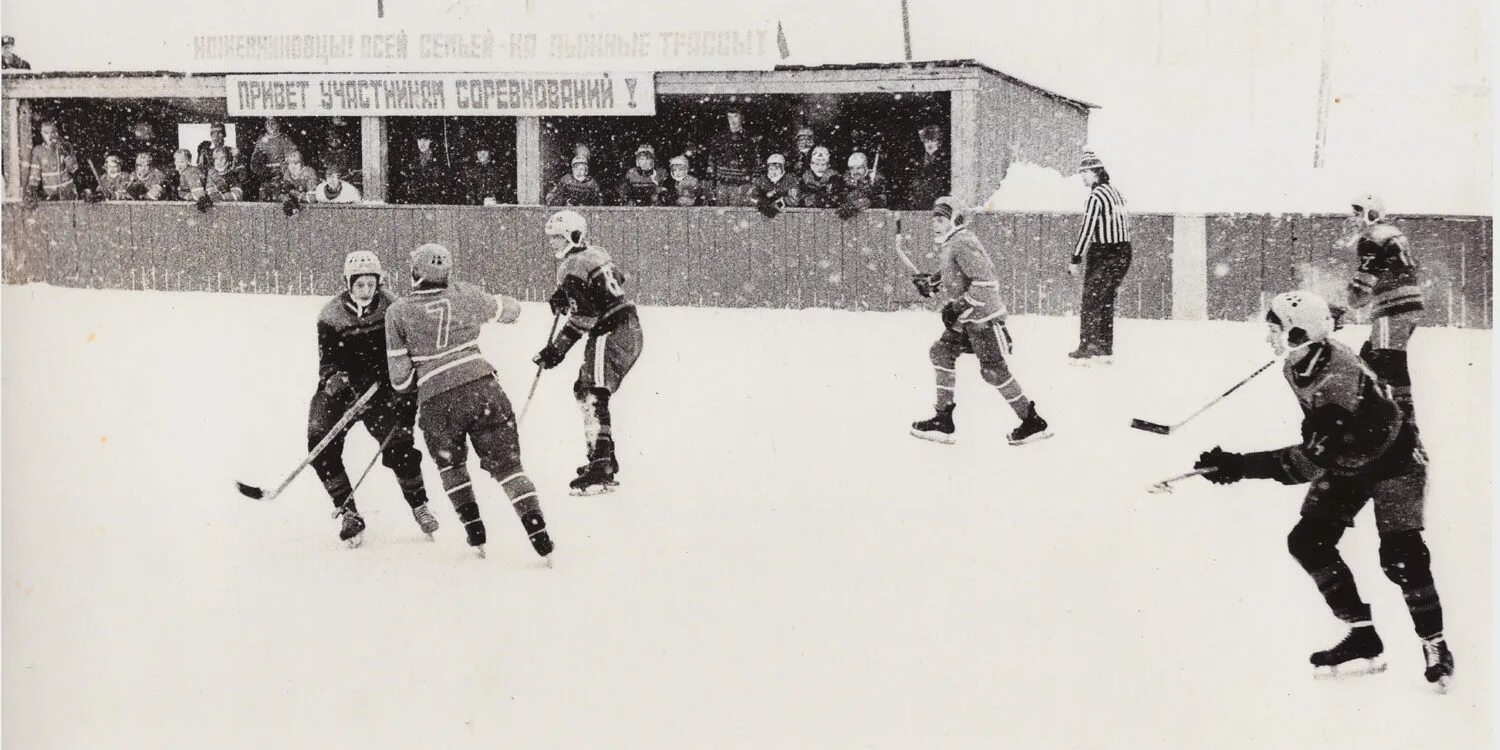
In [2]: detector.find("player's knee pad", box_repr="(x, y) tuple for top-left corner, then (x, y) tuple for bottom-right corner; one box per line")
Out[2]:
(929, 340), (959, 368)
(1286, 518), (1344, 571)
(1379, 530), (1432, 588)
(478, 448), (524, 483)
(381, 441), (423, 477)
(1365, 348), (1411, 387)
(979, 365), (1013, 387)
(573, 379), (590, 400)
(588, 387), (612, 425)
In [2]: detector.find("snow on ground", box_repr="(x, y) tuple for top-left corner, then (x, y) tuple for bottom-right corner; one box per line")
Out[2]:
(2, 284), (1492, 749)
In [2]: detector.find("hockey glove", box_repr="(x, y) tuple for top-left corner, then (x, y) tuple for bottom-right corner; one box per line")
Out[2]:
(85, 188), (106, 204)
(756, 196), (781, 219)
(1194, 447), (1246, 485)
(195, 194), (213, 213)
(1329, 303), (1349, 331)
(533, 327), (582, 370)
(835, 203), (861, 220)
(282, 192), (302, 217)
(911, 272), (942, 298)
(941, 300), (967, 330)
(322, 371), (353, 397)
(547, 288), (572, 316)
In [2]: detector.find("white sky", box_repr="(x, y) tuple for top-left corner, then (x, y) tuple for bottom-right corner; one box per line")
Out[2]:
(0, 0), (1491, 213)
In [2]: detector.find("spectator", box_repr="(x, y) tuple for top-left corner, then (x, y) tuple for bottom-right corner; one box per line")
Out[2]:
(618, 144), (666, 206)
(169, 149), (206, 201)
(2, 35), (31, 69)
(24, 120), (80, 201)
(251, 117), (298, 200)
(748, 153), (800, 218)
(787, 126), (816, 177)
(545, 155), (602, 206)
(461, 147), (506, 205)
(196, 122), (231, 169)
(276, 150), (320, 201)
(205, 146), (246, 202)
(798, 146), (842, 208)
(319, 129), (356, 180)
(127, 121), (172, 176)
(124, 152), (167, 201)
(837, 152), (887, 219)
(401, 137), (449, 204)
(907, 125), (950, 210)
(662, 155), (708, 207)
(311, 162), (361, 203)
(708, 106), (759, 206)
(93, 155), (130, 200)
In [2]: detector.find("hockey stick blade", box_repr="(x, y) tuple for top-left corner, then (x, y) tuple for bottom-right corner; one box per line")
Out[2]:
(235, 481), (267, 500)
(1130, 418), (1173, 435)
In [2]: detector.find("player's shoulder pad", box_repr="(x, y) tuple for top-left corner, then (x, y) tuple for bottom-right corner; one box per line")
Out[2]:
(317, 295), (349, 326)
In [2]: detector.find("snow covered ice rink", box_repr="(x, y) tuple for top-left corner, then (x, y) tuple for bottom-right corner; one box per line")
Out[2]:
(2, 284), (1492, 748)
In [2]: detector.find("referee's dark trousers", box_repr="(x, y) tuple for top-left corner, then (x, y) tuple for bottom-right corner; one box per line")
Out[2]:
(1079, 241), (1132, 355)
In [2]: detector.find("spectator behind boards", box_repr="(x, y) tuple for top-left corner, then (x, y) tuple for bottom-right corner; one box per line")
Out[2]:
(907, 125), (950, 210)
(93, 155), (131, 201)
(618, 144), (666, 206)
(196, 122), (231, 170)
(401, 137), (450, 204)
(797, 146), (842, 208)
(169, 149), (207, 202)
(205, 146), (246, 202)
(837, 152), (886, 219)
(251, 117), (299, 200)
(24, 120), (79, 202)
(708, 106), (758, 206)
(312, 162), (361, 203)
(787, 126), (816, 178)
(662, 155), (707, 207)
(125, 152), (167, 201)
(127, 121), (173, 175)
(749, 153), (799, 218)
(545, 155), (602, 206)
(462, 147), (506, 205)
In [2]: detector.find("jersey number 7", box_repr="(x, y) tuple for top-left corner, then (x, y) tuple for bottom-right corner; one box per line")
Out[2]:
(424, 299), (453, 349)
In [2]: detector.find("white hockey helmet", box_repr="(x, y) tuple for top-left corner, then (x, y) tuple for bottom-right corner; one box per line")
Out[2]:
(544, 210), (588, 257)
(1265, 290), (1334, 355)
(409, 243), (452, 285)
(1351, 193), (1385, 225)
(343, 250), (383, 287)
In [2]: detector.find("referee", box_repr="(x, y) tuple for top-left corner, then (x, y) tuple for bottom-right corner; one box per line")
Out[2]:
(1068, 150), (1131, 363)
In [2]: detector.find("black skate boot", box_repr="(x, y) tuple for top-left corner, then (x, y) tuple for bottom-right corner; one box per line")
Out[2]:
(570, 458), (619, 496)
(522, 510), (554, 561)
(1310, 624), (1386, 678)
(1007, 403), (1053, 445)
(910, 404), (956, 444)
(411, 504), (439, 539)
(1422, 636), (1454, 693)
(336, 507), (365, 549)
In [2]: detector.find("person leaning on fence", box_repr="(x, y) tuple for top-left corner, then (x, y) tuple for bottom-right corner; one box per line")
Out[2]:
(91, 155), (131, 201)
(798, 146), (843, 208)
(312, 161), (361, 204)
(205, 146), (246, 202)
(461, 147), (506, 205)
(662, 155), (708, 207)
(1067, 150), (1132, 364)
(618, 144), (667, 207)
(749, 153), (799, 218)
(124, 152), (167, 201)
(837, 152), (886, 219)
(708, 107), (759, 206)
(546, 155), (603, 207)
(24, 120), (80, 203)
(169, 149), (207, 202)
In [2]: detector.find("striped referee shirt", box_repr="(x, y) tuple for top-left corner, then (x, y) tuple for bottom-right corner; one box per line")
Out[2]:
(1071, 183), (1130, 261)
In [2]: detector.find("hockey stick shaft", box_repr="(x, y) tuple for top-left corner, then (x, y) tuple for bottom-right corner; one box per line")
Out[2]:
(347, 425), (403, 499)
(241, 382), (380, 500)
(893, 215), (922, 273)
(518, 312), (563, 427)
(1133, 359), (1276, 433)
(1148, 467), (1215, 492)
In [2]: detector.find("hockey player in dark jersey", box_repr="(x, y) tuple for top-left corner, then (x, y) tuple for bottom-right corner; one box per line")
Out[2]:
(385, 244), (553, 560)
(910, 197), (1050, 446)
(311, 251), (437, 547)
(1342, 194), (1423, 416)
(1192, 290), (1453, 692)
(533, 210), (645, 495)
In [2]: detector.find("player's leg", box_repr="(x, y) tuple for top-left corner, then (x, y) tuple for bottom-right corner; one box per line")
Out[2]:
(971, 320), (1050, 444)
(417, 387), (487, 550)
(467, 377), (552, 557)
(307, 389), (364, 544)
(1371, 465), (1452, 689)
(911, 328), (966, 442)
(572, 313), (643, 490)
(362, 392), (438, 534)
(1362, 311), (1420, 416)
(1292, 477), (1384, 674)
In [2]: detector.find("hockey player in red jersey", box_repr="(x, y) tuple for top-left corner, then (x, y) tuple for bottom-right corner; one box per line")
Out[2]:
(533, 210), (644, 495)
(1342, 194), (1423, 417)
(910, 197), (1050, 445)
(1192, 290), (1452, 691)
(385, 244), (553, 559)
(310, 251), (437, 547)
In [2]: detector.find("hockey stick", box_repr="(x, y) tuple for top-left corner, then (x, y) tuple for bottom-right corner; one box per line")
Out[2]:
(347, 426), (403, 499)
(236, 382), (380, 500)
(893, 215), (922, 273)
(1146, 467), (1215, 494)
(1130, 359), (1277, 435)
(518, 312), (564, 427)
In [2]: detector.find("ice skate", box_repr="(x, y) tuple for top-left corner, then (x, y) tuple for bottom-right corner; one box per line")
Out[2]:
(411, 504), (439, 539)
(910, 404), (956, 444)
(1310, 624), (1386, 678)
(1422, 636), (1454, 693)
(336, 507), (365, 549)
(1007, 403), (1053, 445)
(570, 458), (619, 495)
(520, 510), (554, 559)
(463, 517), (487, 558)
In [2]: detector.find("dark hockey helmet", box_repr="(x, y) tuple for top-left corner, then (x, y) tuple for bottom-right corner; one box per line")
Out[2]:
(410, 243), (452, 285)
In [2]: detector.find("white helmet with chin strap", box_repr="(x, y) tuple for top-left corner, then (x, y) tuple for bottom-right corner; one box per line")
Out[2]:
(545, 210), (588, 258)
(343, 250), (384, 288)
(1265, 290), (1334, 356)
(1351, 193), (1386, 226)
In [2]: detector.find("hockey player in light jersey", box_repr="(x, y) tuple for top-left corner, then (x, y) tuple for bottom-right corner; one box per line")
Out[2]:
(1342, 194), (1423, 417)
(533, 210), (645, 495)
(385, 244), (553, 560)
(1192, 290), (1453, 691)
(311, 251), (437, 547)
(910, 197), (1050, 445)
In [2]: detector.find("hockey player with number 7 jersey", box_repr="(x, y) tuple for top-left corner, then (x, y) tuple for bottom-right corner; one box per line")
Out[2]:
(385, 243), (554, 560)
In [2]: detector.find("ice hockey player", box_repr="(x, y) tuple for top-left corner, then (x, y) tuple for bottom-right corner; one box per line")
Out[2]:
(910, 197), (1051, 446)
(385, 244), (554, 560)
(1192, 290), (1453, 691)
(311, 251), (438, 547)
(1342, 193), (1423, 418)
(534, 210), (645, 495)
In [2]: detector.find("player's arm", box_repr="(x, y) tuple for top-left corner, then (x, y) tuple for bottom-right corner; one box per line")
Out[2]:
(1072, 191), (1102, 262)
(316, 319), (350, 394)
(385, 308), (416, 393)
(1241, 369), (1386, 483)
(950, 245), (998, 323)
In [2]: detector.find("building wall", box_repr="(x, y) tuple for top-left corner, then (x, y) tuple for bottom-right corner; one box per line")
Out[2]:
(976, 72), (1090, 198)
